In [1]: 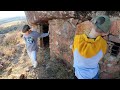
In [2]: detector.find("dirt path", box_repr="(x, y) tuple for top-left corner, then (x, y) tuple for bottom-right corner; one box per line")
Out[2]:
(26, 47), (74, 79)
(0, 29), (74, 79)
(0, 41), (74, 79)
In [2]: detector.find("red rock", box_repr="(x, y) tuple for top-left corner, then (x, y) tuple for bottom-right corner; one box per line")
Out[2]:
(109, 60), (118, 65)
(100, 72), (116, 79)
(19, 74), (27, 79)
(106, 65), (120, 73)
(25, 11), (75, 24)
(118, 60), (120, 65)
(117, 52), (120, 58)
(7, 68), (12, 76)
(104, 59), (118, 66)
(0, 64), (3, 70)
(49, 19), (76, 64)
(0, 52), (5, 57)
(103, 35), (109, 41)
(100, 64), (107, 72)
(107, 64), (112, 67)
(109, 35), (120, 43)
(75, 21), (93, 35)
(110, 21), (120, 36)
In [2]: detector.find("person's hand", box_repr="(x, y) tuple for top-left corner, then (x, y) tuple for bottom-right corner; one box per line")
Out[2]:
(101, 31), (109, 36)
(20, 34), (23, 38)
(70, 45), (73, 49)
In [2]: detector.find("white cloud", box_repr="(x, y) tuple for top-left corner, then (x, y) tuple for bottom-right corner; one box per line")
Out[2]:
(0, 11), (25, 19)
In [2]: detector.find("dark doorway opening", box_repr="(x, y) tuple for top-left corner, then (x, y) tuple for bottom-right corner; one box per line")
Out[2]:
(43, 23), (49, 47)
(111, 42), (120, 57)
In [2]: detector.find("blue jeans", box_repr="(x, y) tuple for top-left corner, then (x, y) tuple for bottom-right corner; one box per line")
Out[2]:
(92, 72), (99, 79)
(73, 68), (99, 79)
(27, 50), (37, 65)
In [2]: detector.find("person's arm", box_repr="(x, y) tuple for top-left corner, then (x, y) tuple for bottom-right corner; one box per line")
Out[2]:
(70, 45), (73, 49)
(36, 31), (49, 38)
(22, 35), (27, 49)
(39, 33), (49, 38)
(22, 35), (25, 41)
(69, 39), (75, 53)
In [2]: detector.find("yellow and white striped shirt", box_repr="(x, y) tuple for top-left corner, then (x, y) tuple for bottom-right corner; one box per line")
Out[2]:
(72, 34), (107, 79)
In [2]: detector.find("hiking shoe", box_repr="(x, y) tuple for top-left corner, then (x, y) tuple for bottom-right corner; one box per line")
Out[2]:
(33, 61), (38, 68)
(25, 66), (33, 72)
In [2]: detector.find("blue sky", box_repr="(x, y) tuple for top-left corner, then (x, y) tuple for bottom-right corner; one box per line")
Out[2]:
(0, 11), (25, 19)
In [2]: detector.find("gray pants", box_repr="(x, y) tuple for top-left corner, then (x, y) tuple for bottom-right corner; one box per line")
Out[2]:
(27, 50), (37, 65)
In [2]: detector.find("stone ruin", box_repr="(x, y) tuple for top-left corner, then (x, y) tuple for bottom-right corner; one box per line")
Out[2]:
(25, 11), (120, 79)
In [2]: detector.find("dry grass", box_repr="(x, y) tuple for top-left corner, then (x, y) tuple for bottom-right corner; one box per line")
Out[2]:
(2, 46), (16, 56)
(3, 31), (23, 45)
(0, 21), (23, 28)
(0, 30), (31, 79)
(3, 34), (18, 46)
(0, 20), (31, 79)
(0, 30), (24, 57)
(0, 20), (27, 34)
(0, 20), (74, 79)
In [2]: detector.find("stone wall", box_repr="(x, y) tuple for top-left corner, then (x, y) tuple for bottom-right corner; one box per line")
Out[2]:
(25, 11), (75, 24)
(48, 18), (120, 79)
(49, 18), (78, 65)
(25, 11), (120, 79)
(99, 20), (120, 79)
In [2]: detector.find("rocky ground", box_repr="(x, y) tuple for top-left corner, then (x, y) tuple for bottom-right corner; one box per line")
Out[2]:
(1, 18), (119, 79)
(0, 29), (74, 79)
